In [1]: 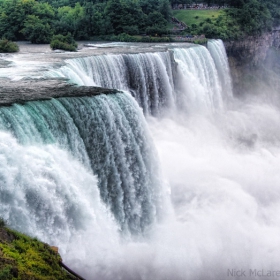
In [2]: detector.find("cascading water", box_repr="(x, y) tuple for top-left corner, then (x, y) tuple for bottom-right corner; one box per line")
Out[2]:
(2, 40), (280, 280)
(0, 93), (161, 237)
(48, 41), (230, 115)
(48, 51), (175, 115)
(207, 40), (233, 99)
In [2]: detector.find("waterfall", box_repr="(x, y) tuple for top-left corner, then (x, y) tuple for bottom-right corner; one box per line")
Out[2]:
(207, 39), (233, 100)
(3, 40), (270, 280)
(0, 93), (160, 236)
(173, 45), (224, 112)
(48, 52), (175, 115)
(48, 41), (232, 115)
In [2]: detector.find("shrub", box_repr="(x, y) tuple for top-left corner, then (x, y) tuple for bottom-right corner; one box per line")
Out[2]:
(21, 15), (53, 44)
(50, 33), (77, 51)
(0, 39), (19, 53)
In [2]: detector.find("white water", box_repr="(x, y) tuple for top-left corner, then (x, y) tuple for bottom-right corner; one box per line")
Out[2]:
(1, 40), (280, 279)
(0, 130), (120, 256)
(48, 51), (175, 115)
(64, 41), (280, 280)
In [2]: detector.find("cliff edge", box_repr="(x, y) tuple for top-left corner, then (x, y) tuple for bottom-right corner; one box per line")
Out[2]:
(225, 30), (280, 95)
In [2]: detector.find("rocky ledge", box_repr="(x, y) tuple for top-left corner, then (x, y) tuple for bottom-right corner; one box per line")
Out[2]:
(0, 79), (119, 106)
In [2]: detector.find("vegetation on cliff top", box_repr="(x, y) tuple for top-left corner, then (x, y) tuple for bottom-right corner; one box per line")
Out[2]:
(0, 220), (75, 280)
(173, 0), (280, 40)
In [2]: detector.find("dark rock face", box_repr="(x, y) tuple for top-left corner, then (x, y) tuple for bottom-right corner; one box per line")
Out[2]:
(225, 31), (280, 66)
(225, 31), (280, 95)
(0, 227), (15, 243)
(0, 79), (119, 106)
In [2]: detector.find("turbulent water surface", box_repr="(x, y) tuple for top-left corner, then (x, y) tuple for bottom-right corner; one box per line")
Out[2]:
(1, 40), (280, 280)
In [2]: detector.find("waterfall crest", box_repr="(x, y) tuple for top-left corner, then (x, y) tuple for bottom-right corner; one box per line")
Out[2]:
(49, 52), (175, 115)
(48, 40), (232, 115)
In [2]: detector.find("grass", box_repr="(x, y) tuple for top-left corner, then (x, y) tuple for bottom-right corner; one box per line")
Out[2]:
(173, 10), (223, 27)
(0, 228), (76, 280)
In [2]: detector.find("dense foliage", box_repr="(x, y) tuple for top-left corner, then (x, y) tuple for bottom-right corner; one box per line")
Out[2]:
(174, 0), (280, 40)
(0, 227), (75, 279)
(0, 0), (279, 42)
(0, 0), (171, 42)
(0, 39), (19, 52)
(50, 33), (77, 51)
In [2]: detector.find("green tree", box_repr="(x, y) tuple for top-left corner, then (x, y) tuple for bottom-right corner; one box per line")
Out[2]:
(105, 0), (145, 34)
(0, 0), (33, 40)
(82, 2), (112, 36)
(238, 0), (272, 34)
(147, 11), (167, 27)
(158, 0), (171, 21)
(0, 0), (55, 41)
(139, 0), (160, 15)
(55, 3), (85, 38)
(21, 15), (53, 43)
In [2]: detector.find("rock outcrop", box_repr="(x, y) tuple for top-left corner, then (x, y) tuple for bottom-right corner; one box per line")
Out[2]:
(0, 79), (119, 106)
(224, 30), (280, 95)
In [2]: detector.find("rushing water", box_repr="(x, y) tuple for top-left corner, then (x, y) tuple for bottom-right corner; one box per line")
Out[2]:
(1, 40), (280, 280)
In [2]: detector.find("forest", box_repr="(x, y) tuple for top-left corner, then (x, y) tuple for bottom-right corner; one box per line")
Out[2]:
(0, 0), (279, 43)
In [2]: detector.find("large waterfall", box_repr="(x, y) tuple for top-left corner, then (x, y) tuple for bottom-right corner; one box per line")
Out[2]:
(0, 93), (161, 236)
(1, 39), (280, 280)
(49, 40), (231, 114)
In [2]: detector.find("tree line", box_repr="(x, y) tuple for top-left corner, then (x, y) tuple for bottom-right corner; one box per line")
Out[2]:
(0, 0), (279, 43)
(0, 0), (171, 43)
(178, 0), (280, 40)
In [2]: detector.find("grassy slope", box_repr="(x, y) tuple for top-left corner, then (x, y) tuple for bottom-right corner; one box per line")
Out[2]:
(0, 227), (75, 280)
(173, 9), (223, 26)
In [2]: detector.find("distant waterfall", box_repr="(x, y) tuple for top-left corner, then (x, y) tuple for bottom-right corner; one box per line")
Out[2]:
(48, 40), (232, 115)
(173, 45), (224, 112)
(207, 39), (233, 100)
(0, 93), (160, 236)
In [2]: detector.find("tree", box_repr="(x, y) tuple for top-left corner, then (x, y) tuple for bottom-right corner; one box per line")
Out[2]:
(55, 3), (85, 38)
(0, 0), (32, 40)
(147, 11), (167, 27)
(21, 15), (53, 43)
(159, 0), (171, 20)
(81, 2), (112, 36)
(238, 0), (272, 34)
(105, 0), (145, 34)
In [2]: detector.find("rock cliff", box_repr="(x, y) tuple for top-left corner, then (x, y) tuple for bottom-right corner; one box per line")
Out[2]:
(225, 30), (280, 95)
